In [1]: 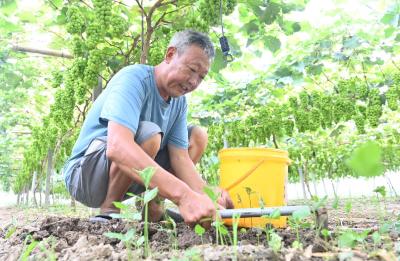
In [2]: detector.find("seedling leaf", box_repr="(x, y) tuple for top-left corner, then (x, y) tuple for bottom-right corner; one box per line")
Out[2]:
(194, 224), (205, 236)
(143, 187), (158, 204)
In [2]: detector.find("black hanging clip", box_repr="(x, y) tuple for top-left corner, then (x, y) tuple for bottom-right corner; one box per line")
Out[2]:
(219, 36), (234, 62)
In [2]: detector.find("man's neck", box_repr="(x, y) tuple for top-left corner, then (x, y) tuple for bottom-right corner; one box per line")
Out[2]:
(154, 64), (170, 101)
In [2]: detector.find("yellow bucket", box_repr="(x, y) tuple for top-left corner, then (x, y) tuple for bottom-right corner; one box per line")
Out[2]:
(219, 148), (290, 228)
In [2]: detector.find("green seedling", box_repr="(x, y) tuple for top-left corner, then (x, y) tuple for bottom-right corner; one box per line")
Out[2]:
(244, 187), (256, 208)
(320, 228), (331, 241)
(204, 185), (230, 245)
(232, 213), (241, 259)
(194, 224), (205, 245)
(268, 231), (282, 253)
(171, 248), (202, 261)
(373, 186), (388, 224)
(111, 200), (142, 221)
(105, 229), (143, 260)
(344, 199), (352, 214)
(20, 235), (39, 261)
(373, 186), (387, 197)
(288, 207), (311, 249)
(5, 225), (17, 239)
(37, 236), (57, 261)
(164, 216), (178, 249)
(262, 209), (281, 241)
(338, 228), (371, 249)
(332, 196), (339, 210)
(311, 195), (328, 211)
(134, 166), (159, 258)
(371, 231), (381, 249)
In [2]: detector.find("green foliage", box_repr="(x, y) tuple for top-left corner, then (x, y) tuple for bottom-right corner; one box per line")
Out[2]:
(338, 229), (371, 248)
(346, 141), (384, 178)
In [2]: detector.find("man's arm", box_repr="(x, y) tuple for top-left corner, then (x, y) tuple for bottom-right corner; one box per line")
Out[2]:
(168, 145), (234, 209)
(106, 121), (216, 224)
(168, 144), (206, 194)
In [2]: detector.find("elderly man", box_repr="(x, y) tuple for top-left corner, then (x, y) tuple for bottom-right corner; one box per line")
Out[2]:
(63, 30), (233, 225)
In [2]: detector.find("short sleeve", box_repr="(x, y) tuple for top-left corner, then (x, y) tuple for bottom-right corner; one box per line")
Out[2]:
(168, 100), (189, 149)
(100, 69), (146, 134)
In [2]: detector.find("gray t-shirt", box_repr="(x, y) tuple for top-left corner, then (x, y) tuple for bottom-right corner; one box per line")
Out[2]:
(68, 64), (189, 162)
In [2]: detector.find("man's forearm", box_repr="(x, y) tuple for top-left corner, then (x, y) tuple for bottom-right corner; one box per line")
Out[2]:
(170, 155), (207, 194)
(107, 135), (191, 205)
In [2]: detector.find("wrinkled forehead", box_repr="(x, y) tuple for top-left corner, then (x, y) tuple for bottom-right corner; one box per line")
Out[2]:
(180, 45), (211, 71)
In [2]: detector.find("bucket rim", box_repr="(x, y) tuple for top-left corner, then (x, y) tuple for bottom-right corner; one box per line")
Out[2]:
(219, 147), (289, 155)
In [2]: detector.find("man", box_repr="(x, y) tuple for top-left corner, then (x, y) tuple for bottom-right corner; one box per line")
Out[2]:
(63, 30), (233, 226)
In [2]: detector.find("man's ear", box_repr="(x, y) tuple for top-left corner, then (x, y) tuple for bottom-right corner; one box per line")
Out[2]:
(165, 47), (177, 63)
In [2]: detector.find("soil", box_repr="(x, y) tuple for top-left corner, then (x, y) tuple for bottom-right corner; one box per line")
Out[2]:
(0, 197), (399, 260)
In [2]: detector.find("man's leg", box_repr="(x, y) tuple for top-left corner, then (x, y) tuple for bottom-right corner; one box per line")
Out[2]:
(100, 133), (161, 214)
(147, 126), (209, 221)
(188, 126), (208, 164)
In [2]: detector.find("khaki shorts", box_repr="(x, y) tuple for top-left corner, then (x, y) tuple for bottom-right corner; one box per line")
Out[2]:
(64, 121), (195, 208)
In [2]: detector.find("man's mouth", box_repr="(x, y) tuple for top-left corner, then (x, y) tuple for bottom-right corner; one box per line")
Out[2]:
(181, 85), (189, 92)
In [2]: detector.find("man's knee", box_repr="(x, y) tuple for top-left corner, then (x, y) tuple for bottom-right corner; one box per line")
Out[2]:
(189, 126), (208, 151)
(136, 121), (163, 159)
(140, 133), (161, 159)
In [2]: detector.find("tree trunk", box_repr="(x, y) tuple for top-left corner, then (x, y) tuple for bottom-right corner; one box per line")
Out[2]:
(31, 171), (37, 207)
(312, 174), (318, 197)
(45, 149), (54, 206)
(17, 192), (21, 205)
(385, 174), (398, 197)
(39, 179), (42, 206)
(330, 180), (337, 198)
(301, 158), (313, 198)
(92, 76), (103, 101)
(298, 167), (307, 200)
(25, 185), (29, 205)
(322, 178), (328, 197)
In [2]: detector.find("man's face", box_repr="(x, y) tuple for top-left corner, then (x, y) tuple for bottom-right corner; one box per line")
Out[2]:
(163, 45), (210, 98)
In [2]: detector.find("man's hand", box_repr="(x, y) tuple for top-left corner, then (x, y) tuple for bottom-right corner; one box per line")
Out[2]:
(216, 187), (234, 209)
(177, 189), (216, 228)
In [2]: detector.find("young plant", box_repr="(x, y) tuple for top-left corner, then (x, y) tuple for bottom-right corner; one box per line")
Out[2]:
(135, 166), (159, 258)
(203, 186), (232, 245)
(373, 185), (388, 224)
(268, 231), (283, 253)
(194, 224), (205, 245)
(164, 216), (178, 250)
(288, 207), (311, 249)
(103, 196), (144, 259)
(37, 236), (57, 261)
(105, 228), (143, 260)
(262, 209), (281, 242)
(19, 235), (39, 261)
(338, 229), (371, 249)
(232, 213), (241, 259)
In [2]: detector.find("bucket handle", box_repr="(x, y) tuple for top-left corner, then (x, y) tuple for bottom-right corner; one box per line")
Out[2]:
(224, 160), (266, 191)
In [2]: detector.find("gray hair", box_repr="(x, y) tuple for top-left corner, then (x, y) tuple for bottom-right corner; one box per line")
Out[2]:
(168, 30), (215, 60)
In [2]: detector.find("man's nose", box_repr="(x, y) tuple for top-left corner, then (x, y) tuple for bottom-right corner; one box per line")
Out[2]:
(189, 76), (200, 89)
